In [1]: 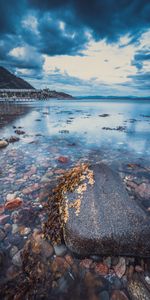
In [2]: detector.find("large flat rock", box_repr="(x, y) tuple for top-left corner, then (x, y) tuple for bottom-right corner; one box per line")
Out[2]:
(63, 163), (150, 256)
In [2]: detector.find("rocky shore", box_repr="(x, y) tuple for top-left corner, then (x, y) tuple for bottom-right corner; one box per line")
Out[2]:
(0, 101), (150, 299)
(0, 159), (150, 299)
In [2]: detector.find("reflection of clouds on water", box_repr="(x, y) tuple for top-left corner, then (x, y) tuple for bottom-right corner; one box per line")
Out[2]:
(0, 99), (150, 160)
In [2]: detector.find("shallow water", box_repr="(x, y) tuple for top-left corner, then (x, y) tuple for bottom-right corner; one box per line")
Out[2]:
(1, 99), (150, 159)
(0, 99), (150, 298)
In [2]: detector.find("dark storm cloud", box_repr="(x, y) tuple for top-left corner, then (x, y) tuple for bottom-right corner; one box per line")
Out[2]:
(29, 0), (150, 43)
(38, 12), (88, 55)
(0, 0), (150, 93)
(0, 0), (26, 34)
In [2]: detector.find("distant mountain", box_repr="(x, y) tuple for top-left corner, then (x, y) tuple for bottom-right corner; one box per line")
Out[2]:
(78, 95), (150, 100)
(0, 66), (34, 89)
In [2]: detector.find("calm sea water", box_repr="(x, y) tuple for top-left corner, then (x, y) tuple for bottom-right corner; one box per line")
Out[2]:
(0, 98), (150, 293)
(1, 99), (150, 164)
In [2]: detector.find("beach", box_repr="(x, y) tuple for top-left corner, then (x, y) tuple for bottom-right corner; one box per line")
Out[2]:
(0, 99), (150, 299)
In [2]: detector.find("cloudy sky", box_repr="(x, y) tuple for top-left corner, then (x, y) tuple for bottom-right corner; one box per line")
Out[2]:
(0, 0), (150, 96)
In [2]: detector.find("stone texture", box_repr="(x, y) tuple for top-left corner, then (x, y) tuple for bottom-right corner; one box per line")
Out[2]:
(63, 163), (150, 257)
(0, 140), (8, 148)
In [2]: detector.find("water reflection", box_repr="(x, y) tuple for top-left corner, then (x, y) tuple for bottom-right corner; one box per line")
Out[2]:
(1, 99), (150, 159)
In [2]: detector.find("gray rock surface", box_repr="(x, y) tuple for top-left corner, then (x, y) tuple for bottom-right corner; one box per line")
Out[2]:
(63, 163), (150, 256)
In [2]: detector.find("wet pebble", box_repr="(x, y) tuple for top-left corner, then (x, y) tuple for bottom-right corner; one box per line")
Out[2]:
(10, 246), (19, 258)
(19, 226), (31, 236)
(94, 262), (109, 276)
(111, 290), (129, 300)
(58, 156), (69, 163)
(12, 250), (22, 267)
(54, 244), (67, 256)
(114, 257), (126, 278)
(80, 259), (93, 269)
(0, 140), (8, 148)
(5, 197), (23, 210)
(99, 290), (110, 300)
(0, 214), (10, 224)
(0, 228), (6, 241)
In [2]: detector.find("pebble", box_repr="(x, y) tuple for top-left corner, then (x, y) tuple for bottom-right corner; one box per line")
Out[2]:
(114, 257), (126, 278)
(54, 244), (67, 256)
(12, 250), (22, 267)
(0, 250), (4, 266)
(10, 246), (19, 258)
(0, 205), (4, 214)
(14, 129), (25, 135)
(0, 140), (8, 148)
(135, 265), (144, 272)
(5, 197), (23, 210)
(6, 193), (17, 201)
(51, 256), (69, 274)
(99, 290), (110, 300)
(6, 265), (19, 280)
(19, 226), (31, 236)
(0, 214), (10, 224)
(145, 276), (150, 285)
(104, 257), (111, 268)
(80, 259), (93, 269)
(4, 223), (12, 233)
(94, 262), (109, 276)
(111, 290), (129, 300)
(0, 228), (6, 241)
(6, 136), (20, 143)
(12, 224), (19, 234)
(58, 156), (69, 163)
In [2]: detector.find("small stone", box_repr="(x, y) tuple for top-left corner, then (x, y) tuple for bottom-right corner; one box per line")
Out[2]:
(0, 250), (4, 266)
(54, 244), (67, 256)
(6, 265), (19, 280)
(90, 255), (102, 262)
(0, 140), (8, 148)
(0, 205), (4, 215)
(31, 231), (53, 257)
(10, 246), (18, 258)
(112, 257), (119, 266)
(111, 276), (122, 289)
(6, 193), (17, 201)
(15, 129), (25, 135)
(145, 276), (150, 285)
(95, 262), (109, 276)
(12, 250), (22, 267)
(0, 228), (6, 241)
(114, 257), (126, 278)
(0, 214), (10, 224)
(6, 136), (20, 143)
(104, 257), (111, 268)
(135, 265), (144, 272)
(51, 256), (69, 274)
(5, 197), (23, 210)
(126, 265), (134, 280)
(41, 240), (54, 258)
(4, 223), (11, 233)
(111, 290), (129, 300)
(65, 254), (74, 266)
(19, 226), (31, 236)
(12, 224), (19, 234)
(80, 259), (93, 269)
(99, 290), (110, 300)
(58, 156), (69, 163)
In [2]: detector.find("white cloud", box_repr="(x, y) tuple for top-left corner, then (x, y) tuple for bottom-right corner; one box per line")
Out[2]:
(44, 36), (136, 84)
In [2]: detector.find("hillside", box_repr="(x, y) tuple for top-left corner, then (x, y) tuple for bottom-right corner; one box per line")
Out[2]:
(0, 67), (34, 89)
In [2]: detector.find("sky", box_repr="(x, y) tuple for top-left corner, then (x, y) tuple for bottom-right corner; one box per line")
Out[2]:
(0, 0), (150, 96)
